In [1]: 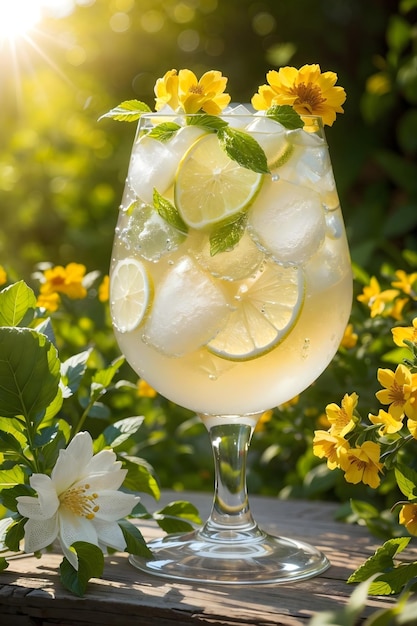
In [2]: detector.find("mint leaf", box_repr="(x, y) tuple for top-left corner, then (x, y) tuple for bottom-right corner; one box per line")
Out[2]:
(148, 122), (181, 142)
(209, 213), (247, 256)
(60, 542), (104, 597)
(98, 100), (151, 122)
(154, 500), (202, 533)
(217, 127), (269, 174)
(153, 188), (188, 234)
(266, 105), (304, 129)
(118, 519), (152, 558)
(187, 114), (228, 132)
(368, 562), (417, 595)
(348, 537), (411, 584)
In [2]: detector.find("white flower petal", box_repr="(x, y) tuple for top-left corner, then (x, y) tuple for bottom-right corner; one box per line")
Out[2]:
(93, 519), (127, 552)
(23, 515), (58, 553)
(17, 496), (49, 521)
(84, 449), (120, 475)
(52, 432), (94, 493)
(29, 474), (59, 517)
(77, 469), (127, 493)
(95, 491), (138, 521)
(58, 509), (98, 569)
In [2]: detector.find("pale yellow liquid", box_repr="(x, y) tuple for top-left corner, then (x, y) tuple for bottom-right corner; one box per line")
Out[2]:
(111, 118), (352, 415)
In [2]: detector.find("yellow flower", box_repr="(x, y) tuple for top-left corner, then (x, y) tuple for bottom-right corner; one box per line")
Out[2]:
(399, 504), (417, 535)
(40, 263), (88, 299)
(251, 64), (346, 127)
(326, 392), (358, 437)
(407, 418), (417, 439)
(98, 275), (109, 303)
(366, 72), (391, 96)
(392, 318), (417, 348)
(340, 323), (358, 349)
(36, 291), (61, 312)
(137, 379), (157, 398)
(389, 297), (408, 322)
(375, 364), (415, 421)
(391, 270), (417, 299)
(155, 69), (231, 115)
(357, 276), (399, 318)
(0, 265), (7, 286)
(339, 441), (383, 489)
(368, 409), (404, 436)
(313, 431), (349, 470)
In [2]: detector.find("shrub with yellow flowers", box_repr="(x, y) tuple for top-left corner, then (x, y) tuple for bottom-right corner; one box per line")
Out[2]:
(312, 261), (417, 596)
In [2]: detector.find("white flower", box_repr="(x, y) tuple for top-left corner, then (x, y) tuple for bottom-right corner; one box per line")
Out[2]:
(16, 431), (139, 570)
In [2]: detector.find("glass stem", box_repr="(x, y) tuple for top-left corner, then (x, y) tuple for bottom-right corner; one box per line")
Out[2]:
(198, 414), (264, 541)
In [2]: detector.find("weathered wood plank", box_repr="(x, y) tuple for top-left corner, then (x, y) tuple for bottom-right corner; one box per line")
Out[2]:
(0, 493), (413, 625)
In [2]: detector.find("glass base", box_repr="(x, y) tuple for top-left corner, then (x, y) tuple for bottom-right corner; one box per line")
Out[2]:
(129, 528), (330, 584)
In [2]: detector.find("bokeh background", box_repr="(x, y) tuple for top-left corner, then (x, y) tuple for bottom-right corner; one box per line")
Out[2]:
(1, 0), (417, 504)
(1, 0), (416, 281)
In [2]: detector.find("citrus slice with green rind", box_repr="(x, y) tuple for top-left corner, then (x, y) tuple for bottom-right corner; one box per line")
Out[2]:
(207, 261), (304, 361)
(110, 258), (152, 333)
(174, 134), (263, 230)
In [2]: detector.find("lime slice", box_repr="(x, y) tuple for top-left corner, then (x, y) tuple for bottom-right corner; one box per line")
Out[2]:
(208, 262), (304, 361)
(110, 258), (152, 333)
(268, 142), (294, 169)
(174, 134), (263, 230)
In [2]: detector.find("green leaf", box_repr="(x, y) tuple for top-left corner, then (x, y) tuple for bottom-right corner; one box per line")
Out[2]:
(61, 350), (92, 397)
(5, 517), (26, 552)
(98, 100), (151, 122)
(395, 465), (417, 499)
(59, 542), (104, 597)
(0, 327), (61, 421)
(92, 355), (124, 390)
(187, 114), (228, 131)
(101, 416), (145, 449)
(209, 213), (247, 256)
(148, 122), (181, 141)
(0, 281), (36, 327)
(154, 500), (202, 533)
(348, 537), (411, 584)
(36, 428), (67, 471)
(153, 188), (188, 234)
(0, 430), (26, 455)
(368, 563), (417, 595)
(0, 466), (26, 490)
(122, 455), (160, 500)
(217, 127), (269, 174)
(266, 104), (304, 130)
(0, 557), (8, 572)
(0, 484), (34, 512)
(118, 519), (152, 557)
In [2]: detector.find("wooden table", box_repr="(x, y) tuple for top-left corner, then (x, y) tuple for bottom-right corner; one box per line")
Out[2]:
(0, 491), (410, 625)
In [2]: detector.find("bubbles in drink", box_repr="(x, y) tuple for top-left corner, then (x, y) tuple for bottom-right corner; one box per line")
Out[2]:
(119, 202), (185, 261)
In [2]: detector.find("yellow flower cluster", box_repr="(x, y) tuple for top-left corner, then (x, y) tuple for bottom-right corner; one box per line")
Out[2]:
(152, 64), (345, 126)
(357, 270), (417, 320)
(36, 262), (88, 312)
(314, 313), (417, 535)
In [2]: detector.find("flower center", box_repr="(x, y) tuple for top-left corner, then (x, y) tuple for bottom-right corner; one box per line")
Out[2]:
(59, 483), (100, 520)
(292, 82), (326, 112)
(188, 84), (204, 95)
(388, 382), (406, 406)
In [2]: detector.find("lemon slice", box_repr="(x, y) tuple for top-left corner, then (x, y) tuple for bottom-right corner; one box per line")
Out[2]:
(208, 262), (304, 361)
(174, 134), (263, 230)
(110, 258), (152, 333)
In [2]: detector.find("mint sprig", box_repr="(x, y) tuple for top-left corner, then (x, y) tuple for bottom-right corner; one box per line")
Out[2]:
(99, 100), (152, 122)
(217, 127), (269, 174)
(153, 189), (188, 234)
(209, 213), (247, 256)
(266, 104), (303, 130)
(148, 122), (181, 141)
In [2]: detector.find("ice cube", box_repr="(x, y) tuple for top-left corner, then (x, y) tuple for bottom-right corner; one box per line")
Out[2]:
(128, 125), (205, 204)
(119, 202), (185, 262)
(143, 255), (232, 356)
(245, 116), (288, 167)
(248, 179), (326, 266)
(222, 104), (255, 128)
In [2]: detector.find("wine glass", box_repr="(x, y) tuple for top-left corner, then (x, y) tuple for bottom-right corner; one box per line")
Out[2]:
(109, 109), (352, 584)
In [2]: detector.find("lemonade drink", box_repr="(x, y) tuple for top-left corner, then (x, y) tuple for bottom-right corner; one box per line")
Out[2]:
(110, 112), (352, 416)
